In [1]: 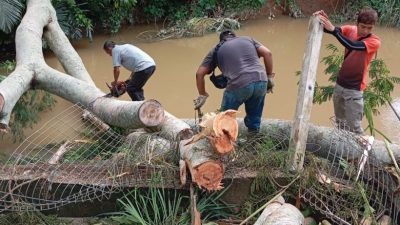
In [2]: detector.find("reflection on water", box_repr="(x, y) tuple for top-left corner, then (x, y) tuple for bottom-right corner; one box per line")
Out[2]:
(1, 16), (399, 154)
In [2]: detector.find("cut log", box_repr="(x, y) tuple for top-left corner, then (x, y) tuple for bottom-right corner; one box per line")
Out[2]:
(184, 118), (400, 165)
(187, 110), (238, 154)
(156, 111), (193, 141)
(254, 196), (304, 225)
(180, 138), (224, 191)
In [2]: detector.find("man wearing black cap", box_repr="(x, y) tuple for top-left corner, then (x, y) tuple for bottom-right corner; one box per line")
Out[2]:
(194, 30), (274, 134)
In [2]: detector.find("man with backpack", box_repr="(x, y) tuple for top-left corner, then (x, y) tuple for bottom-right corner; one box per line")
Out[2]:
(194, 30), (274, 134)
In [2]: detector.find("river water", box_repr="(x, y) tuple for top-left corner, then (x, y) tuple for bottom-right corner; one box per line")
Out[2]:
(1, 16), (399, 154)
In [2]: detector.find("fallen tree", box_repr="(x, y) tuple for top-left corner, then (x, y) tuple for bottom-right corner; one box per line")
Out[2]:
(0, 0), (165, 131)
(1, 1), (400, 223)
(185, 118), (400, 165)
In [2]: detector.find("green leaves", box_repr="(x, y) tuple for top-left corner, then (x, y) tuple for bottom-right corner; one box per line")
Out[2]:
(112, 186), (187, 225)
(311, 45), (341, 104)
(313, 44), (400, 136)
(0, 0), (24, 34)
(111, 180), (236, 225)
(53, 0), (94, 40)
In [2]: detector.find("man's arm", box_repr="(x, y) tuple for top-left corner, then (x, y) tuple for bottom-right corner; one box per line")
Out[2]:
(113, 66), (120, 85)
(195, 65), (211, 96)
(329, 28), (367, 51)
(257, 45), (273, 75)
(315, 10), (366, 51)
(193, 65), (211, 109)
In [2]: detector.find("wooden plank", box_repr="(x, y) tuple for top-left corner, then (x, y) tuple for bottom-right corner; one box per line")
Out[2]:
(288, 16), (323, 171)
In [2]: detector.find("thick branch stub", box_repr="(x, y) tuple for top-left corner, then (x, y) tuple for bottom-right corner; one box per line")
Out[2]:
(139, 100), (165, 127)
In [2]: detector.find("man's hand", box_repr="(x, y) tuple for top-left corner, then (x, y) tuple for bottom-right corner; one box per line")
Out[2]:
(267, 74), (275, 93)
(313, 10), (335, 32)
(193, 95), (208, 109)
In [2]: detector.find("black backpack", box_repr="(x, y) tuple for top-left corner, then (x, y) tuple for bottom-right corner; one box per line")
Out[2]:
(209, 41), (227, 89)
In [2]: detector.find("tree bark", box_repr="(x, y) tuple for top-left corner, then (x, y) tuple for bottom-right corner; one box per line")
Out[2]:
(155, 111), (193, 141)
(125, 131), (172, 157)
(184, 118), (400, 164)
(0, 0), (165, 131)
(180, 138), (224, 191)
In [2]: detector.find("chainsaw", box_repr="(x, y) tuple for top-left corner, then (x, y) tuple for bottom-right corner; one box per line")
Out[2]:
(105, 80), (127, 98)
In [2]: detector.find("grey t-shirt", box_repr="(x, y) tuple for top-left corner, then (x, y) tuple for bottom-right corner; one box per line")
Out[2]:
(201, 36), (267, 90)
(112, 44), (155, 72)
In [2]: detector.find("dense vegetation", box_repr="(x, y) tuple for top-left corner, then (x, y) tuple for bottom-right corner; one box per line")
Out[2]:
(331, 0), (400, 27)
(0, 0), (266, 43)
(2, 0), (400, 42)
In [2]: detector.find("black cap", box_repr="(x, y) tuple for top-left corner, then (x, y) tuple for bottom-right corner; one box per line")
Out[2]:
(219, 30), (236, 41)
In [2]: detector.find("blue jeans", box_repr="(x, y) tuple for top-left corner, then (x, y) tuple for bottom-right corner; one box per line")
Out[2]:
(221, 81), (267, 131)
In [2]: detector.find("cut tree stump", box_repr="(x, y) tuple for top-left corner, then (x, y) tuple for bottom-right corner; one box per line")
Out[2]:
(188, 110), (238, 154)
(180, 138), (224, 191)
(178, 110), (238, 190)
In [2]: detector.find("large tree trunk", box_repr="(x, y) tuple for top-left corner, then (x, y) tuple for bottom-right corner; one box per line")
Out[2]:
(185, 118), (400, 164)
(0, 0), (165, 131)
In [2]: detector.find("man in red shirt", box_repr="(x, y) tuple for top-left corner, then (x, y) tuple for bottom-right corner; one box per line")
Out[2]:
(314, 7), (381, 134)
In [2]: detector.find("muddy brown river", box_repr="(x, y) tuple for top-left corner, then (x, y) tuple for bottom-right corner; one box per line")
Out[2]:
(1, 16), (399, 154)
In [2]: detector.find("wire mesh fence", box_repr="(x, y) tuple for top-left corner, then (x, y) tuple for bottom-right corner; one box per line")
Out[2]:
(301, 118), (400, 224)
(0, 103), (178, 212)
(0, 104), (399, 224)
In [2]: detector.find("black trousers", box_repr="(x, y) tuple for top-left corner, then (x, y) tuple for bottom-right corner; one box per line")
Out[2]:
(126, 66), (156, 101)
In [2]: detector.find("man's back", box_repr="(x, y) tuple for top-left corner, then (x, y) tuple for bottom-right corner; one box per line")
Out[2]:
(112, 44), (155, 72)
(217, 36), (267, 90)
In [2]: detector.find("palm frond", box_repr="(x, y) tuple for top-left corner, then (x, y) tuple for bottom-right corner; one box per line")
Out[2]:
(0, 0), (24, 34)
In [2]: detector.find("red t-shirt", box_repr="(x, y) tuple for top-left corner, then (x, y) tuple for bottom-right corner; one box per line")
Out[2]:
(337, 25), (381, 91)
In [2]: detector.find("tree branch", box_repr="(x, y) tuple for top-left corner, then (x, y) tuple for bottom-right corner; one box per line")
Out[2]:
(44, 14), (95, 85)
